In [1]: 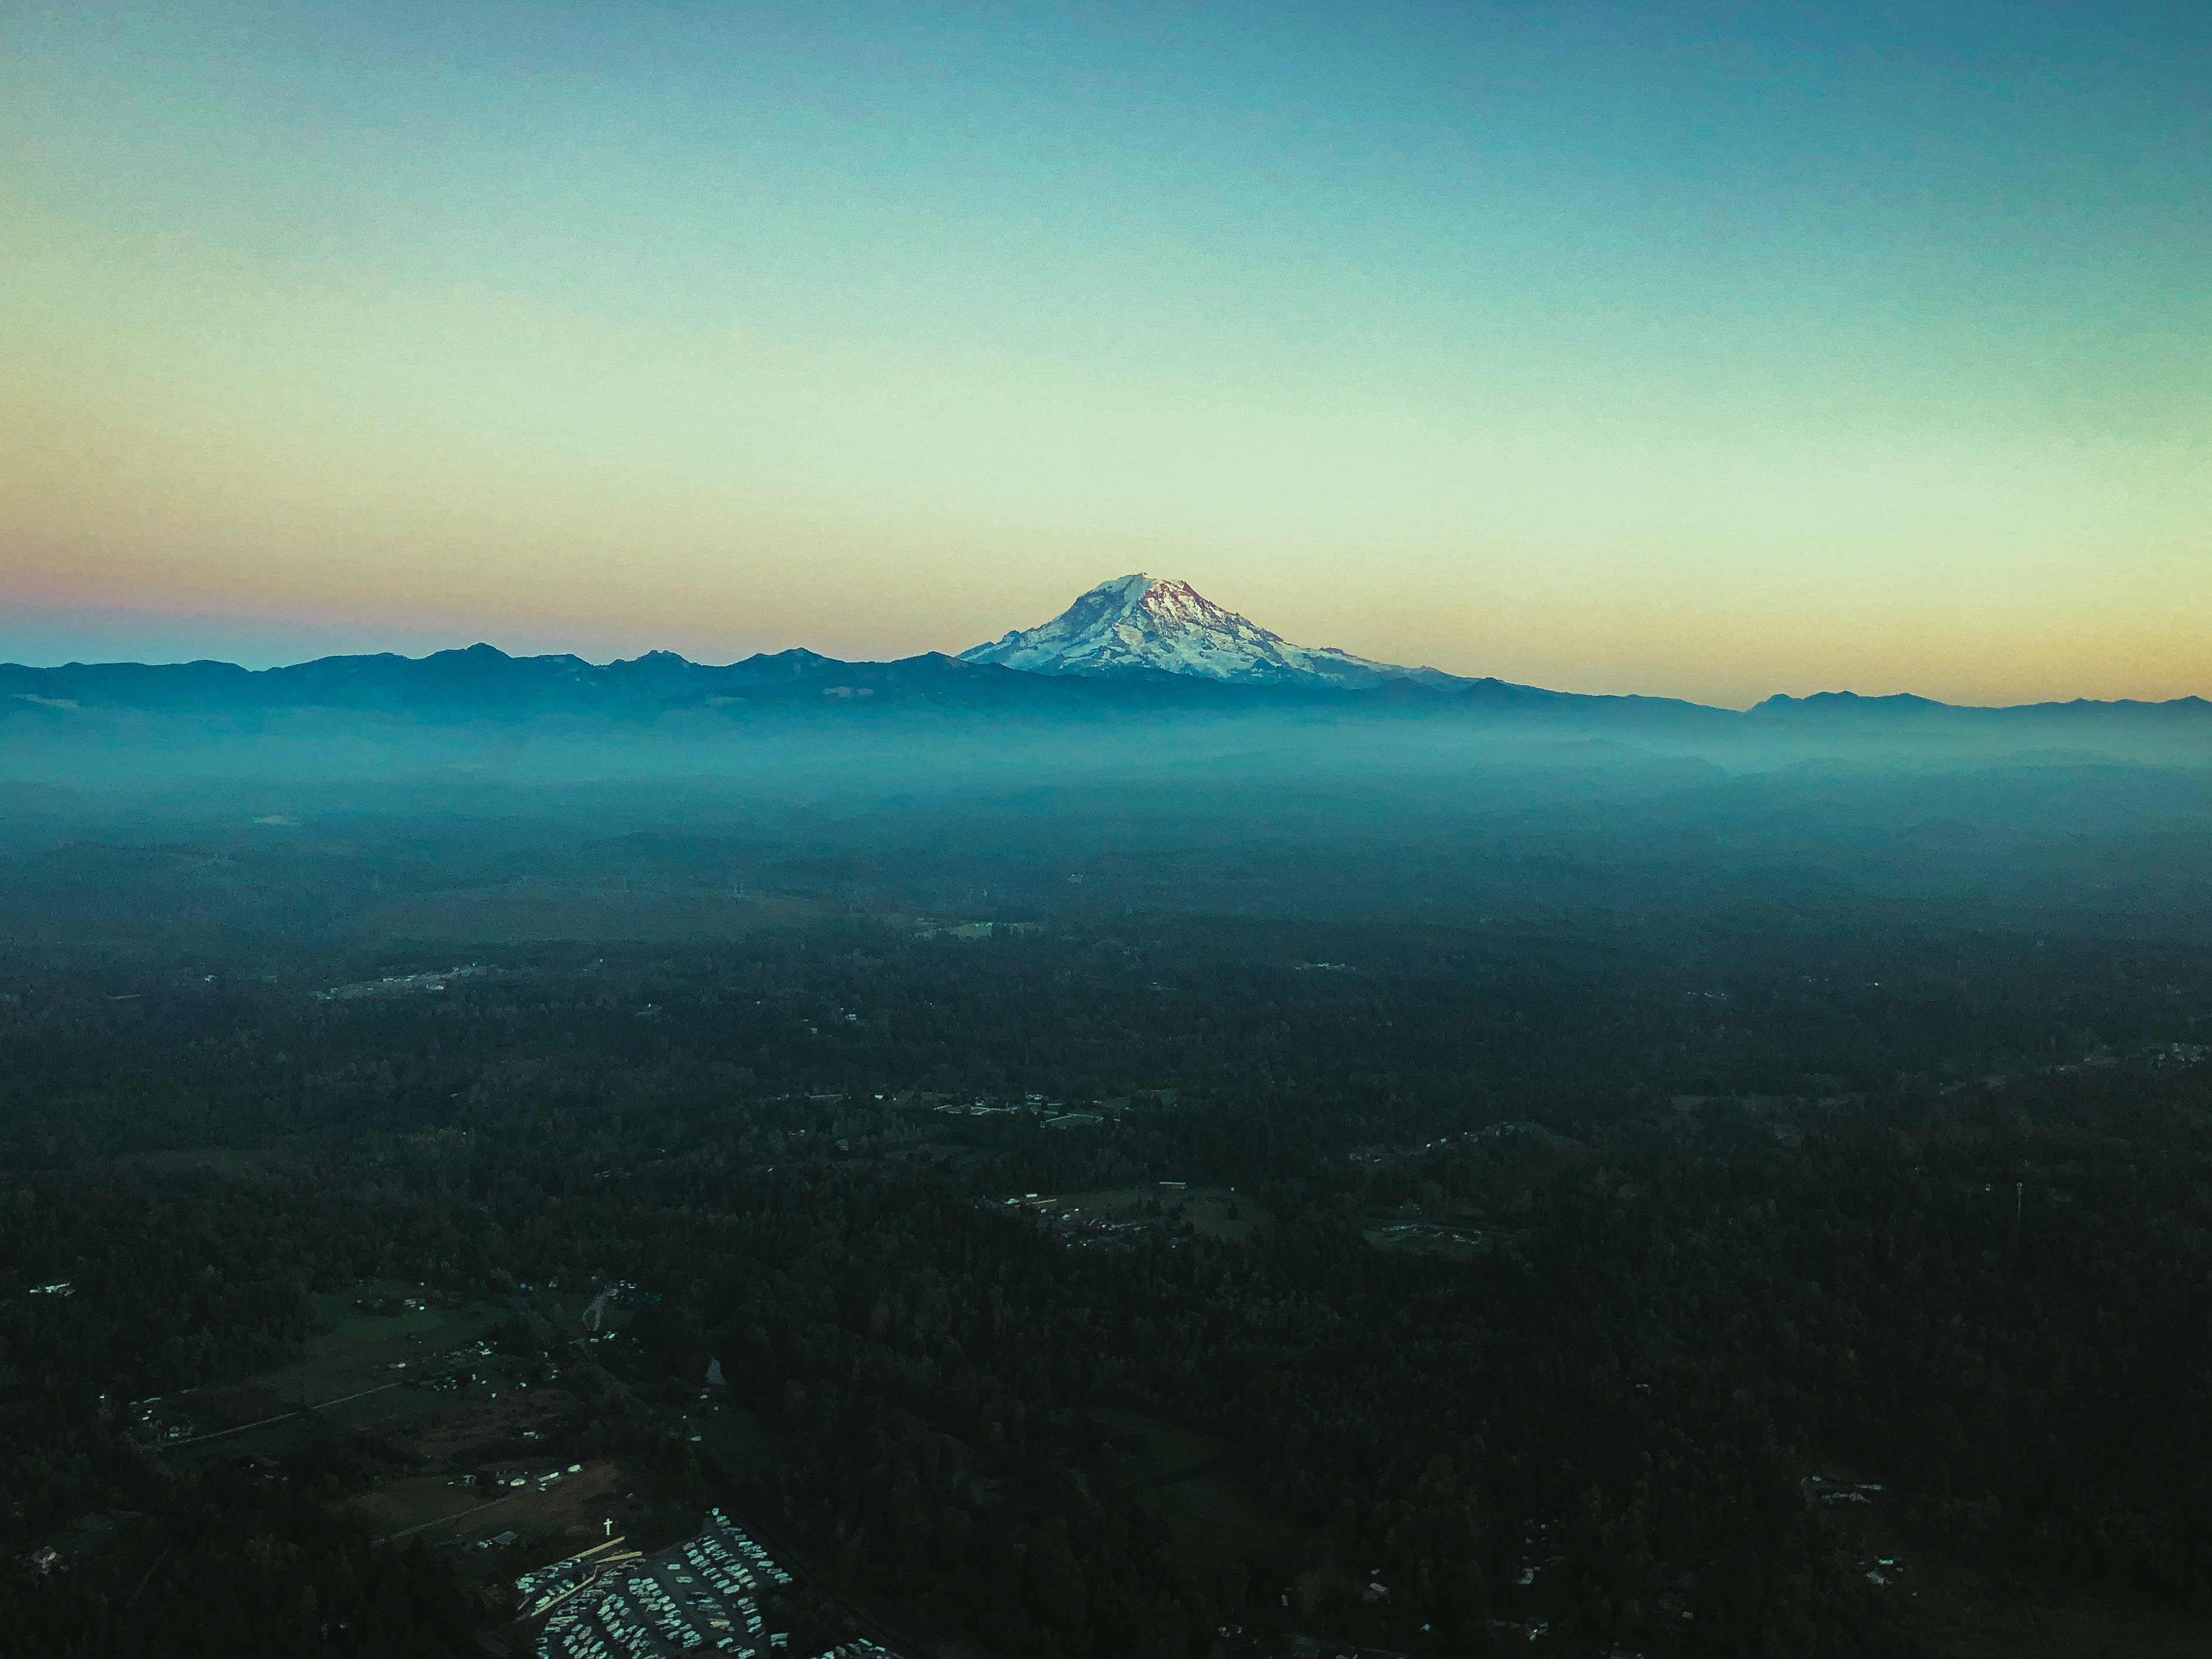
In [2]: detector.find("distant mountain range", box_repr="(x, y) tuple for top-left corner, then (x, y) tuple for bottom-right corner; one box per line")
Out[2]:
(2, 575), (2206, 731)
(0, 640), (1653, 723)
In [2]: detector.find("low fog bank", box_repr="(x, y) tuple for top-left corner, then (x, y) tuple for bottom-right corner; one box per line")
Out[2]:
(8, 693), (2212, 787)
(3, 699), (2210, 960)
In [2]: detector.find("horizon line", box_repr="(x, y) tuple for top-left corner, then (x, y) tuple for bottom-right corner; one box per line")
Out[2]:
(5, 640), (2209, 718)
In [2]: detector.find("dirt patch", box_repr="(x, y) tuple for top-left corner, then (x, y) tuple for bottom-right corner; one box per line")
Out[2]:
(359, 1460), (622, 1547)
(349, 1477), (485, 1538)
(404, 1387), (582, 1462)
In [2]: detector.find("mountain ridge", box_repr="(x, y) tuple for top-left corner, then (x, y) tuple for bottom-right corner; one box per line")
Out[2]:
(959, 573), (1459, 688)
(5, 572), (2206, 728)
(4, 642), (2206, 730)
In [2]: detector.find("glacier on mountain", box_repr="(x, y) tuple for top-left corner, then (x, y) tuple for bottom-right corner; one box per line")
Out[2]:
(958, 574), (1455, 687)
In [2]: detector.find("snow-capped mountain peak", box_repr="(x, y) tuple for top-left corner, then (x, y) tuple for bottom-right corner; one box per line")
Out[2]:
(958, 575), (1451, 687)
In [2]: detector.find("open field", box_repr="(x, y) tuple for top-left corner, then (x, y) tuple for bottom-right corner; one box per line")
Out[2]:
(157, 1282), (555, 1475)
(347, 1475), (488, 1538)
(351, 1459), (623, 1548)
(1361, 1222), (1487, 1259)
(1085, 1406), (1288, 1573)
(1046, 1184), (1263, 1241)
(44, 1509), (143, 1569)
(169, 1376), (575, 1476)
(161, 1299), (643, 1586)
(170, 1286), (508, 1433)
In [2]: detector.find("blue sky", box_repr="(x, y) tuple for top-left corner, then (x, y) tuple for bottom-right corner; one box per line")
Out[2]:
(5, 2), (2207, 702)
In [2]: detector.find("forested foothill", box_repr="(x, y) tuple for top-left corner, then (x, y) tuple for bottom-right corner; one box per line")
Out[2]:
(3, 750), (2211, 1658)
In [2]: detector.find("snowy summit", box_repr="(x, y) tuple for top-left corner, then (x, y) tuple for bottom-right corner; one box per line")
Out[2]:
(959, 574), (1454, 688)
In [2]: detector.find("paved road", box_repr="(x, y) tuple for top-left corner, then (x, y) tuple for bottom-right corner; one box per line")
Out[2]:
(380, 1486), (528, 1544)
(162, 1381), (406, 1448)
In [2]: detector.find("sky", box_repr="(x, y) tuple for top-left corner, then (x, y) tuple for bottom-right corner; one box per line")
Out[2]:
(4, 1), (2208, 707)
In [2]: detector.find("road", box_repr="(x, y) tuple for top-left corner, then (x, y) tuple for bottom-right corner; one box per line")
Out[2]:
(160, 1380), (406, 1448)
(380, 1485), (531, 1544)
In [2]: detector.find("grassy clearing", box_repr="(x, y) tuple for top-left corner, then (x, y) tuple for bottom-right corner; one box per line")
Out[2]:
(178, 1286), (506, 1429)
(171, 1380), (568, 1473)
(312, 1286), (506, 1361)
(350, 1459), (623, 1556)
(345, 1475), (487, 1538)
(46, 1508), (143, 1567)
(1047, 1185), (1263, 1241)
(1085, 1406), (1288, 1573)
(322, 1382), (474, 1435)
(1362, 1225), (1486, 1260)
(146, 1280), (722, 1603)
